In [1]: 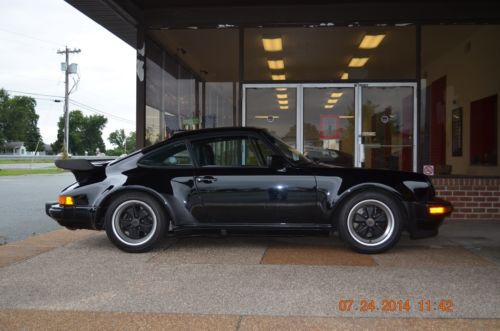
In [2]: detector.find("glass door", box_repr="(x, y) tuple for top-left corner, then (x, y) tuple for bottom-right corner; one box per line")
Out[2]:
(243, 85), (298, 148)
(356, 83), (416, 171)
(243, 83), (417, 172)
(302, 85), (356, 167)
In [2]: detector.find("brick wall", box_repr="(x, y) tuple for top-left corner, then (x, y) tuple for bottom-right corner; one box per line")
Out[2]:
(432, 177), (500, 220)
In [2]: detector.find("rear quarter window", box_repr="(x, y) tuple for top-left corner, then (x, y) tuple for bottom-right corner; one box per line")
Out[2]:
(138, 143), (193, 167)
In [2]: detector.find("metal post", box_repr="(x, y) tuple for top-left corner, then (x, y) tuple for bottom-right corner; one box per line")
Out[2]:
(64, 47), (69, 155)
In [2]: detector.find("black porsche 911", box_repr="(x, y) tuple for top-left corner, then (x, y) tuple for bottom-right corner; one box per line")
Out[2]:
(46, 127), (452, 254)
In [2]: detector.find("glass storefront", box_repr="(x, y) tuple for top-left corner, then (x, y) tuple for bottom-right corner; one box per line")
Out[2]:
(145, 29), (239, 144)
(244, 86), (297, 147)
(244, 26), (416, 81)
(303, 86), (355, 167)
(143, 23), (499, 175)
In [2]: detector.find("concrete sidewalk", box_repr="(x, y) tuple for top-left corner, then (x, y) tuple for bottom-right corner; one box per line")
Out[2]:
(0, 220), (499, 329)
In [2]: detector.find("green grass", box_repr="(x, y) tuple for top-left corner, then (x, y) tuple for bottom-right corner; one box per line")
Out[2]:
(0, 159), (56, 164)
(0, 168), (66, 176)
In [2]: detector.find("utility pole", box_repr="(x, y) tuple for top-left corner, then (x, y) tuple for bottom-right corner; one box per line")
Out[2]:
(57, 46), (80, 156)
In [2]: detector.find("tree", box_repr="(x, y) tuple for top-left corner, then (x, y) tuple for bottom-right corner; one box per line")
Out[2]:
(52, 110), (107, 155)
(0, 89), (44, 151)
(108, 130), (136, 155)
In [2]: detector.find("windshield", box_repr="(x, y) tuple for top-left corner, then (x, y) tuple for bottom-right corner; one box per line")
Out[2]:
(266, 132), (311, 165)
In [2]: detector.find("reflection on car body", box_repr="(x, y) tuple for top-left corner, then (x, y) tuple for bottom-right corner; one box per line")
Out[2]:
(46, 127), (452, 254)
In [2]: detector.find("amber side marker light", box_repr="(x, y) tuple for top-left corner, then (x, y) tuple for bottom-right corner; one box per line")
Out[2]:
(58, 196), (74, 206)
(428, 206), (449, 215)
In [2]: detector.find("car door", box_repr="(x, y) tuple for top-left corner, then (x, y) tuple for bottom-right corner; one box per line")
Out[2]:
(190, 134), (278, 223)
(255, 137), (318, 224)
(191, 133), (317, 224)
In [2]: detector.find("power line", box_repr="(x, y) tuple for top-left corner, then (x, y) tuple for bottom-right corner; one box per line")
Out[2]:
(4, 89), (134, 124)
(0, 27), (63, 48)
(69, 100), (135, 124)
(5, 89), (63, 99)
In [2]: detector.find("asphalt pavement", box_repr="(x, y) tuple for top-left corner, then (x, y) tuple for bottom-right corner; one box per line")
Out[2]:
(0, 173), (74, 244)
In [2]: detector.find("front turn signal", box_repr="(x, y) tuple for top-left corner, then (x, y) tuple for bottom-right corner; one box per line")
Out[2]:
(58, 195), (74, 206)
(428, 205), (451, 215)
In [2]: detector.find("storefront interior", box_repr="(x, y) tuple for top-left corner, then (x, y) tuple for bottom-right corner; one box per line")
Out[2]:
(143, 23), (499, 176)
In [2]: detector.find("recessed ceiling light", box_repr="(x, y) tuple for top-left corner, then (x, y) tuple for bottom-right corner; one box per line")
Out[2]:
(324, 105), (335, 109)
(262, 36), (283, 52)
(339, 115), (354, 119)
(278, 100), (288, 105)
(272, 74), (286, 81)
(330, 92), (343, 98)
(267, 59), (285, 70)
(348, 57), (369, 67)
(327, 99), (339, 104)
(276, 94), (287, 99)
(275, 88), (287, 91)
(359, 34), (386, 49)
(280, 106), (289, 110)
(341, 73), (349, 80)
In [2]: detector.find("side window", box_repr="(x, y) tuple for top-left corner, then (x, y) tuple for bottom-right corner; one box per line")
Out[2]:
(255, 138), (274, 162)
(192, 136), (264, 167)
(138, 143), (193, 167)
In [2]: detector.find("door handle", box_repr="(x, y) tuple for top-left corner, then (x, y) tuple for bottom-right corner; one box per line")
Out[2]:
(196, 176), (218, 183)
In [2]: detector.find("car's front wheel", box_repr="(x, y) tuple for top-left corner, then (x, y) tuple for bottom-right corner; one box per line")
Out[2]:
(104, 192), (166, 253)
(337, 191), (402, 254)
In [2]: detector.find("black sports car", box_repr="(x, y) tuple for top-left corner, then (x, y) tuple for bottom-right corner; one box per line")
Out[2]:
(46, 127), (452, 254)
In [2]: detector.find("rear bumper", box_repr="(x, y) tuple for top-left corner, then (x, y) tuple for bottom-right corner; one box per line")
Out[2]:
(45, 202), (96, 230)
(405, 198), (453, 239)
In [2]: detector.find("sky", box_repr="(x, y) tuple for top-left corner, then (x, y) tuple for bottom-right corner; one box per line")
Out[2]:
(0, 0), (136, 149)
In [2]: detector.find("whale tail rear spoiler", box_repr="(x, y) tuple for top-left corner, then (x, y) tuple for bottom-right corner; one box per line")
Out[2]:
(55, 159), (111, 185)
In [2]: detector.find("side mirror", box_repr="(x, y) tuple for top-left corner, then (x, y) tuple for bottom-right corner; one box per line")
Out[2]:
(266, 155), (287, 170)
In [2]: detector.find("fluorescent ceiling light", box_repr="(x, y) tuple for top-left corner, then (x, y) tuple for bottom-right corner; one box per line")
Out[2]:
(275, 88), (287, 91)
(267, 59), (285, 70)
(324, 105), (335, 109)
(276, 94), (287, 99)
(280, 106), (289, 110)
(348, 57), (369, 67)
(278, 100), (288, 105)
(330, 92), (343, 98)
(272, 74), (286, 81)
(339, 115), (354, 119)
(359, 34), (386, 49)
(262, 36), (283, 52)
(327, 99), (339, 104)
(341, 73), (349, 80)
(255, 115), (279, 119)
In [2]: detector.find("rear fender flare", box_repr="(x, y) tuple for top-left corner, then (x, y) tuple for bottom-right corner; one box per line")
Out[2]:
(94, 185), (174, 229)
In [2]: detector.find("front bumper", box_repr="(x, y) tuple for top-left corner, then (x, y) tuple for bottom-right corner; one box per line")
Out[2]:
(45, 202), (96, 230)
(405, 198), (453, 239)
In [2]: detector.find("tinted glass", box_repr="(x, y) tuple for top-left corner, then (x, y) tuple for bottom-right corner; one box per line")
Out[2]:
(192, 137), (265, 167)
(139, 143), (192, 167)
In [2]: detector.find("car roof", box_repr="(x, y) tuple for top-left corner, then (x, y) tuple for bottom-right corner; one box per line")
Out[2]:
(141, 127), (268, 153)
(171, 126), (266, 139)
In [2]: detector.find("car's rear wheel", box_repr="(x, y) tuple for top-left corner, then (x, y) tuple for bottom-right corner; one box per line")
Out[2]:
(337, 190), (402, 254)
(104, 192), (166, 253)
